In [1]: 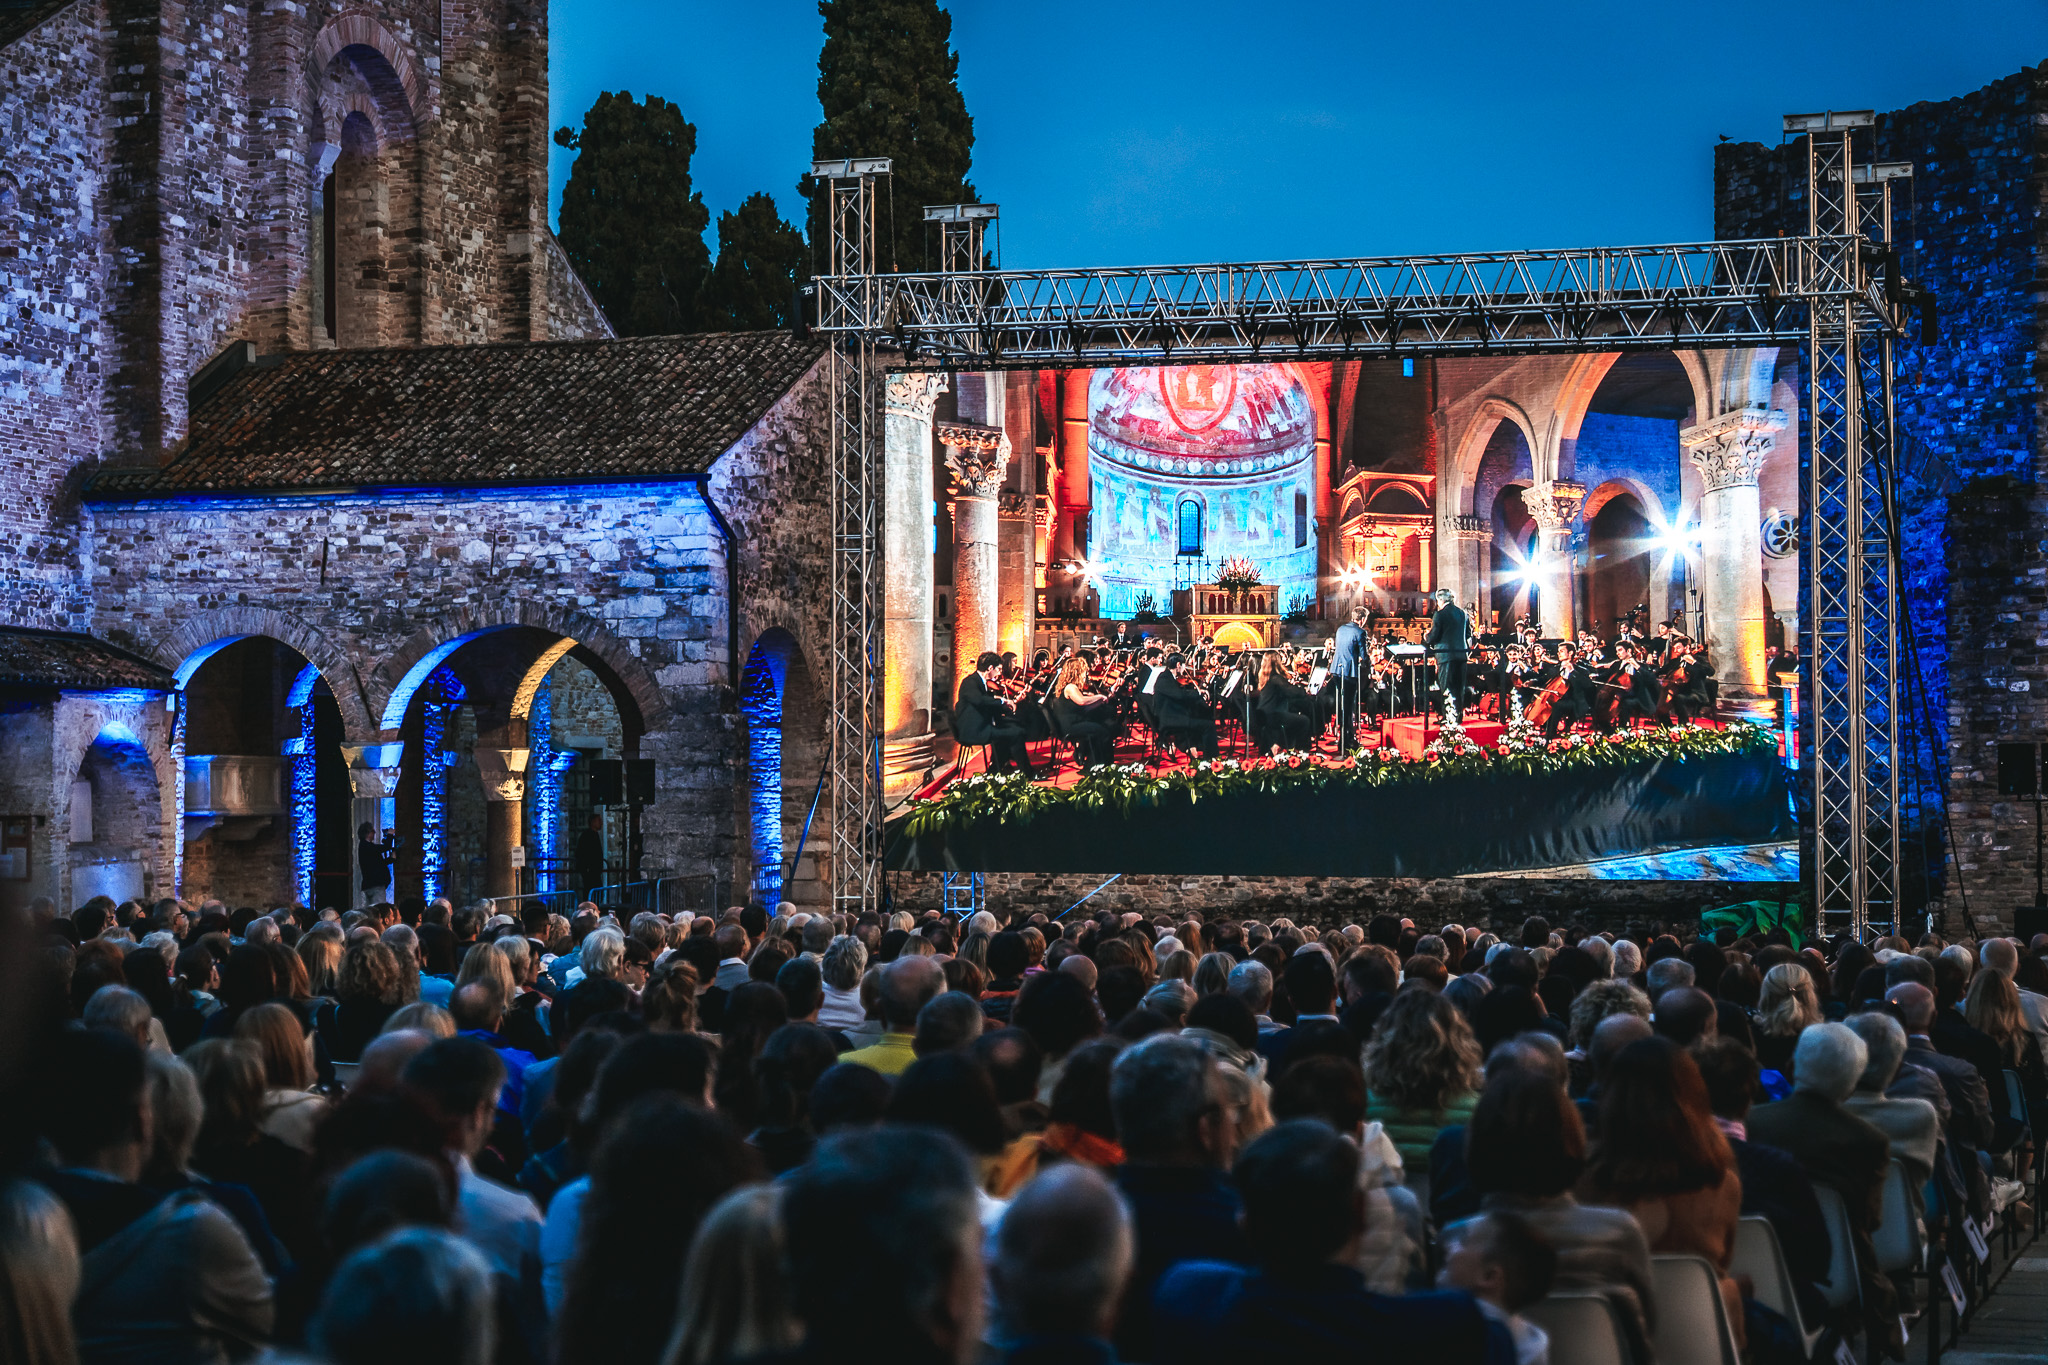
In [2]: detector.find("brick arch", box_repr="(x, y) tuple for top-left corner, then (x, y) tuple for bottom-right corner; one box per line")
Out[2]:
(153, 607), (378, 743)
(372, 600), (669, 738)
(308, 13), (430, 132)
(53, 696), (180, 899)
(1446, 397), (1538, 517)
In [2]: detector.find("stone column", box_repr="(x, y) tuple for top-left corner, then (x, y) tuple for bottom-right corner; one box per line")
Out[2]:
(939, 421), (1014, 700)
(1519, 480), (1585, 640)
(473, 746), (530, 903)
(1444, 514), (1490, 623)
(883, 373), (947, 797)
(1683, 408), (1783, 719)
(997, 489), (1035, 659)
(341, 743), (403, 907)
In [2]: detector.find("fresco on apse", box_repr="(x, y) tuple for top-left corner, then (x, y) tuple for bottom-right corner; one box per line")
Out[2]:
(1086, 364), (1318, 617)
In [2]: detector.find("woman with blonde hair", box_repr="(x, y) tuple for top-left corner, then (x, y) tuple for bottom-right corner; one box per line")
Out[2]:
(1051, 659), (1117, 765)
(235, 1000), (326, 1152)
(298, 923), (346, 999)
(1362, 987), (1484, 1166)
(1192, 952), (1234, 998)
(660, 1185), (795, 1365)
(1752, 962), (1823, 1072)
(0, 1180), (78, 1365)
(1967, 968), (2048, 1147)
(1157, 948), (1196, 984)
(455, 939), (516, 1012)
(318, 937), (406, 1063)
(382, 1002), (457, 1038)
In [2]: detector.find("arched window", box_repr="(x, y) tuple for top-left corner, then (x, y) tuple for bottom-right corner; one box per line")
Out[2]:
(1177, 499), (1203, 556)
(1294, 489), (1309, 548)
(321, 171), (337, 340)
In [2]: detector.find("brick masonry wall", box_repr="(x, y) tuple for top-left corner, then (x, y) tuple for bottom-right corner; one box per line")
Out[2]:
(1716, 64), (2047, 929)
(887, 870), (1791, 934)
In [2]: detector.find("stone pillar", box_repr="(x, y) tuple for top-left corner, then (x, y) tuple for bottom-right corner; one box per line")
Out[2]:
(473, 746), (530, 903)
(1444, 515), (1490, 623)
(341, 743), (403, 907)
(940, 421), (1014, 700)
(1519, 480), (1585, 640)
(883, 373), (947, 797)
(1683, 408), (1783, 719)
(997, 489), (1035, 659)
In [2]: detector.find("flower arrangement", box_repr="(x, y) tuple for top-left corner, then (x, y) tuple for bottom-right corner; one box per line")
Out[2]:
(1215, 557), (1263, 595)
(904, 721), (1777, 838)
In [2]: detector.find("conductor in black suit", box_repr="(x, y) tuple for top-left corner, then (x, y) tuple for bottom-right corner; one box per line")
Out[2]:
(1422, 588), (1471, 714)
(955, 651), (1035, 776)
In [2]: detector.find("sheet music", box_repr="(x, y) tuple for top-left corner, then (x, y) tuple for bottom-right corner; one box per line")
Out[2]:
(1307, 665), (1329, 694)
(1220, 672), (1241, 699)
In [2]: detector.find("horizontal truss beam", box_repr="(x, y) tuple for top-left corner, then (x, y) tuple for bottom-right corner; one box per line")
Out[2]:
(814, 236), (1904, 367)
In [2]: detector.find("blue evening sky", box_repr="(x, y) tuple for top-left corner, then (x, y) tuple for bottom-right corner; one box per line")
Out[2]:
(549, 0), (2048, 267)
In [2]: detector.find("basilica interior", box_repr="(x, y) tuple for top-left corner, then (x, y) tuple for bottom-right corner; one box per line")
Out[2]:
(881, 350), (1799, 796)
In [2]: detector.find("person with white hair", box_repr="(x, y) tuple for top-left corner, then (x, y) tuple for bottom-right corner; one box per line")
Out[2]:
(1576, 936), (1614, 979)
(1610, 939), (1643, 979)
(1749, 1021), (1895, 1334)
(1841, 1012), (1941, 1193)
(82, 985), (165, 1054)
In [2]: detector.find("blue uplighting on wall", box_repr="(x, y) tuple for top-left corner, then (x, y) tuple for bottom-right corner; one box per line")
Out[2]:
(288, 706), (317, 907)
(740, 644), (786, 906)
(418, 667), (464, 903)
(529, 678), (562, 895)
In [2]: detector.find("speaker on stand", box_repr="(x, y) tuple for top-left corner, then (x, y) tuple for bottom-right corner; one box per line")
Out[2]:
(1997, 742), (2045, 925)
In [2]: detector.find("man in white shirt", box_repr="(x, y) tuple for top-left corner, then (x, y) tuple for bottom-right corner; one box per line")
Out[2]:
(402, 1035), (541, 1285)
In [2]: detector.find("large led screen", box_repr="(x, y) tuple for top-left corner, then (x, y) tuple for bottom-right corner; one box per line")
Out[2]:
(882, 353), (1800, 880)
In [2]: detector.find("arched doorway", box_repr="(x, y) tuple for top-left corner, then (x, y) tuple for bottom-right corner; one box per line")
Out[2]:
(1490, 487), (1539, 630)
(69, 729), (163, 907)
(1584, 490), (1654, 641)
(739, 629), (829, 909)
(178, 636), (351, 909)
(390, 625), (639, 906)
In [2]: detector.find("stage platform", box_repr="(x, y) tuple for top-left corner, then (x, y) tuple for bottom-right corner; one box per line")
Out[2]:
(890, 729), (1792, 880)
(1385, 716), (1505, 758)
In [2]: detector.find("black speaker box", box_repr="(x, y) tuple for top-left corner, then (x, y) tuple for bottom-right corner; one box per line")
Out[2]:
(626, 758), (656, 805)
(1997, 742), (2039, 797)
(589, 759), (624, 807)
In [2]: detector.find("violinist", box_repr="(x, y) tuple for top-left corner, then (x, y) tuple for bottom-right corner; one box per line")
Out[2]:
(1051, 658), (1118, 765)
(1254, 654), (1317, 752)
(955, 652), (1036, 777)
(1150, 652), (1220, 758)
(1617, 642), (1661, 725)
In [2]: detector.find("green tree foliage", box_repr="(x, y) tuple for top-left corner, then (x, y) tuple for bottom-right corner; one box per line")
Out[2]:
(553, 92), (712, 336)
(701, 192), (810, 330)
(809, 0), (977, 272)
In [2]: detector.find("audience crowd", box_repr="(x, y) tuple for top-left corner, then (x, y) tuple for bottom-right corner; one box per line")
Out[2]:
(7, 889), (2047, 1365)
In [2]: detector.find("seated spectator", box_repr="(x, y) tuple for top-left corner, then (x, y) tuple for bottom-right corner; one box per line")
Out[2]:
(1649, 985), (1718, 1046)
(35, 1028), (274, 1364)
(1841, 1011), (1941, 1194)
(817, 936), (869, 1032)
(1364, 989), (1483, 1167)
(1011, 970), (1104, 1105)
(843, 957), (945, 1077)
(662, 1185), (797, 1365)
(1751, 962), (1822, 1072)
(234, 1000), (329, 1153)
(309, 1227), (495, 1365)
(1154, 1119), (1514, 1365)
(1690, 1035), (1829, 1323)
(1110, 1035), (1250, 1362)
(748, 1023), (844, 1174)
(319, 939), (406, 1062)
(776, 1126), (986, 1361)
(983, 931), (1031, 1023)
(915, 990), (988, 1057)
(1464, 1067), (1655, 1361)
(1439, 1210), (1557, 1365)
(989, 1164), (1132, 1365)
(1578, 1036), (1744, 1348)
(1748, 1022), (1896, 1347)
(555, 1096), (759, 1365)
(401, 1036), (541, 1284)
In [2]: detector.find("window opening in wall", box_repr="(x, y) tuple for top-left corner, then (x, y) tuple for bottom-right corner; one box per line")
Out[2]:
(1177, 499), (1203, 556)
(322, 173), (337, 340)
(1294, 489), (1308, 548)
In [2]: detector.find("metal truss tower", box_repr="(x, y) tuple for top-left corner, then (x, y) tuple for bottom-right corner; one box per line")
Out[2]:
(811, 158), (891, 919)
(813, 159), (1918, 924)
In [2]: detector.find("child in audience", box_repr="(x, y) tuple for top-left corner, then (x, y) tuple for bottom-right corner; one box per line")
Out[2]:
(1440, 1210), (1556, 1365)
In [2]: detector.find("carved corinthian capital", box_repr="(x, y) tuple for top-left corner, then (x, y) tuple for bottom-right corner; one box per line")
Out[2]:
(473, 748), (532, 803)
(1518, 479), (1586, 535)
(1446, 514), (1491, 542)
(884, 372), (949, 421)
(1682, 408), (1786, 493)
(939, 421), (1013, 499)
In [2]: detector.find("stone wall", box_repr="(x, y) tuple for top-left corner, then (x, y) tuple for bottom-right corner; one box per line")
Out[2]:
(1716, 64), (2047, 929)
(83, 359), (829, 905)
(0, 0), (108, 633)
(887, 870), (1791, 934)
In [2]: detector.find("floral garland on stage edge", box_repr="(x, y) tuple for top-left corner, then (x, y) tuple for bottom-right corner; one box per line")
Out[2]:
(903, 721), (1780, 838)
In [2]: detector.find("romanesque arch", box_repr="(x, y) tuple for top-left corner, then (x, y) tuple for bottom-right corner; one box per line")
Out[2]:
(154, 606), (377, 742)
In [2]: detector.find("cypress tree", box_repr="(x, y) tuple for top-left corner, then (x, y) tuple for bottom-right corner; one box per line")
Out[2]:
(553, 92), (712, 336)
(702, 192), (810, 330)
(808, 0), (978, 273)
